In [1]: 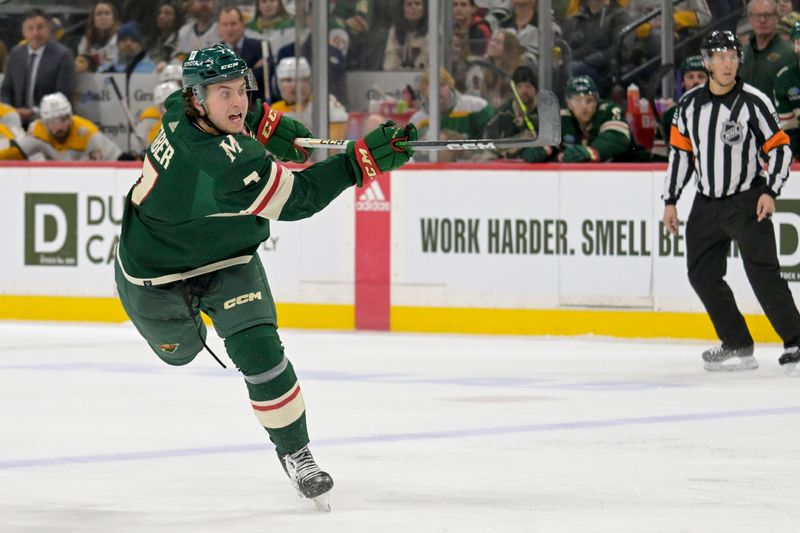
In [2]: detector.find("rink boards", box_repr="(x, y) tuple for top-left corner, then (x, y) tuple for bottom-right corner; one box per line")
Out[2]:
(2, 161), (800, 342)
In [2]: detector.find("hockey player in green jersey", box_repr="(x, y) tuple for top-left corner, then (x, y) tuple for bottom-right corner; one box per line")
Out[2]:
(114, 44), (416, 511)
(774, 21), (800, 158)
(521, 75), (647, 163)
(651, 55), (708, 160)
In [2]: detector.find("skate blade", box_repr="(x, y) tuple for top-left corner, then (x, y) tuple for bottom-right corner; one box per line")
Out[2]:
(781, 361), (800, 377)
(703, 356), (759, 372)
(312, 493), (331, 513)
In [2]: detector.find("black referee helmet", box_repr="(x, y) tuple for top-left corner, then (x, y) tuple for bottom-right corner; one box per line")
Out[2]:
(700, 31), (743, 63)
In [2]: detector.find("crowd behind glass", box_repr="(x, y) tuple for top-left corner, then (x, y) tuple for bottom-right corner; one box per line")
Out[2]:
(1, 0), (797, 163)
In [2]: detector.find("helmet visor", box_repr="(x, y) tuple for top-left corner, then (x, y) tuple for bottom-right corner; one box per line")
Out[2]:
(192, 68), (258, 103)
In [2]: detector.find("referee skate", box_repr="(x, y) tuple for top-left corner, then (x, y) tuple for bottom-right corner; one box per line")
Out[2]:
(701, 344), (758, 372)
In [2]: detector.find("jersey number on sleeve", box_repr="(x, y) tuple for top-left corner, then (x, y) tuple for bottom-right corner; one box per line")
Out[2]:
(131, 155), (160, 206)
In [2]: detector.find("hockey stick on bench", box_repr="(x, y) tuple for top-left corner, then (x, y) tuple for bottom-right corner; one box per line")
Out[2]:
(294, 89), (562, 151)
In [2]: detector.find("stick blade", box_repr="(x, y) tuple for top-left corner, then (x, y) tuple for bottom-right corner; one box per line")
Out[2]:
(531, 89), (561, 147)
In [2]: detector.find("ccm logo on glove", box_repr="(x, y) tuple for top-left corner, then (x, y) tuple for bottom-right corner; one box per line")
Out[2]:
(355, 139), (379, 179)
(258, 108), (280, 143)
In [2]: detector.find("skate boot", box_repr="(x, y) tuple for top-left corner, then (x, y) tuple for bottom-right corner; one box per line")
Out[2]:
(702, 344), (757, 371)
(278, 445), (334, 512)
(778, 346), (800, 376)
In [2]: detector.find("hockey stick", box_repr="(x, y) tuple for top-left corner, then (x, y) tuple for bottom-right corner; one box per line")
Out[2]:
(108, 75), (149, 150)
(260, 40), (271, 102)
(295, 89), (561, 150)
(467, 58), (536, 133)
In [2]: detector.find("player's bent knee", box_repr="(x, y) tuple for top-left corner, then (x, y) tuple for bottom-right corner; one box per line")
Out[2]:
(225, 323), (287, 379)
(150, 336), (203, 366)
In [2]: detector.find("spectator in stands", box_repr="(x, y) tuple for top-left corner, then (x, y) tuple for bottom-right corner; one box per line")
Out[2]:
(273, 12), (348, 106)
(498, 0), (561, 67)
(564, 0), (631, 96)
(484, 64), (539, 158)
(75, 53), (100, 74)
(77, 1), (120, 70)
(740, 0), (794, 100)
(409, 67), (494, 160)
(778, 0), (796, 16)
(331, 0), (373, 69)
(218, 6), (271, 104)
(174, 0), (219, 60)
(272, 56), (349, 138)
(1, 9), (77, 128)
(18, 92), (122, 160)
(464, 28), (523, 108)
(122, 0), (163, 46)
(383, 0), (429, 70)
(651, 55), (707, 160)
(102, 22), (156, 73)
(775, 20), (800, 158)
(133, 80), (181, 154)
(521, 75), (648, 163)
(454, 0), (492, 55)
(451, 33), (473, 92)
(148, 0), (184, 65)
(629, 0), (711, 60)
(244, 0), (296, 56)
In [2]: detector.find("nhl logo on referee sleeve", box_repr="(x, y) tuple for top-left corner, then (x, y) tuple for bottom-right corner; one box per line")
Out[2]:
(720, 121), (744, 145)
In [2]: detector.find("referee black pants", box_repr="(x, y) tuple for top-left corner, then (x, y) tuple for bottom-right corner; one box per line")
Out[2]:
(686, 187), (800, 349)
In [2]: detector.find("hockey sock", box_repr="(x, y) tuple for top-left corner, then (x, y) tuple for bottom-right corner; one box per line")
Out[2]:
(225, 324), (309, 455)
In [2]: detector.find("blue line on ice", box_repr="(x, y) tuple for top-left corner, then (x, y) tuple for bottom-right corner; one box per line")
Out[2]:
(1, 406), (798, 470)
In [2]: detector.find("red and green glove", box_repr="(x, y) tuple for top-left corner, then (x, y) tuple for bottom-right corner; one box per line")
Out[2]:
(560, 144), (599, 163)
(255, 102), (313, 163)
(346, 121), (417, 186)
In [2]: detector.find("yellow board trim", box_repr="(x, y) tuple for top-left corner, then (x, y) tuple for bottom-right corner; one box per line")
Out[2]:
(391, 306), (782, 343)
(0, 296), (354, 330)
(0, 296), (782, 342)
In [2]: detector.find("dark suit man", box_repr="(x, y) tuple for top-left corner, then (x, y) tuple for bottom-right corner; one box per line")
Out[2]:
(0, 9), (76, 127)
(217, 6), (277, 103)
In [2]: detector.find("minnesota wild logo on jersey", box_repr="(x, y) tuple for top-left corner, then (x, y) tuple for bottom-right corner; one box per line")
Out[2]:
(117, 91), (356, 286)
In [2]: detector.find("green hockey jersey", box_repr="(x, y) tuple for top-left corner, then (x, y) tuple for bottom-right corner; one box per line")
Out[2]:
(558, 100), (646, 161)
(117, 93), (357, 286)
(774, 61), (800, 158)
(484, 98), (539, 158)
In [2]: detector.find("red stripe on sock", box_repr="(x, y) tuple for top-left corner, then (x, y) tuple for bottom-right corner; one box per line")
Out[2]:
(251, 384), (300, 412)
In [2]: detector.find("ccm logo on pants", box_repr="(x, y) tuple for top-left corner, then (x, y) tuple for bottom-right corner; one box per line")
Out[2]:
(224, 292), (262, 310)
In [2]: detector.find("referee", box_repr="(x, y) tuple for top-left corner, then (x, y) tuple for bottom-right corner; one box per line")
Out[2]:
(663, 30), (800, 375)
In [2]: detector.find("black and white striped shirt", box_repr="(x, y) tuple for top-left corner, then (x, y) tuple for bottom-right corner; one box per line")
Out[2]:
(663, 79), (792, 204)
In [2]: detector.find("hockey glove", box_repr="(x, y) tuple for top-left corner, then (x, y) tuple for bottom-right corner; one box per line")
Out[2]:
(255, 102), (313, 163)
(346, 121), (417, 186)
(561, 144), (599, 163)
(521, 146), (553, 163)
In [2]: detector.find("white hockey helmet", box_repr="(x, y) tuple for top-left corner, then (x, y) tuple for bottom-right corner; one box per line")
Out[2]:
(160, 63), (183, 85)
(39, 92), (72, 121)
(153, 81), (181, 108)
(276, 57), (311, 81)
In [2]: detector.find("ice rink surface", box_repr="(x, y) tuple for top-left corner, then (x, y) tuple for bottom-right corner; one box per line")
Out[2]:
(0, 322), (798, 533)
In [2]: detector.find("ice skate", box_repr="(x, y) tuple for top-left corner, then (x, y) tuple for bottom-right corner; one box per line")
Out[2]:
(779, 346), (800, 376)
(702, 344), (757, 371)
(279, 445), (334, 512)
